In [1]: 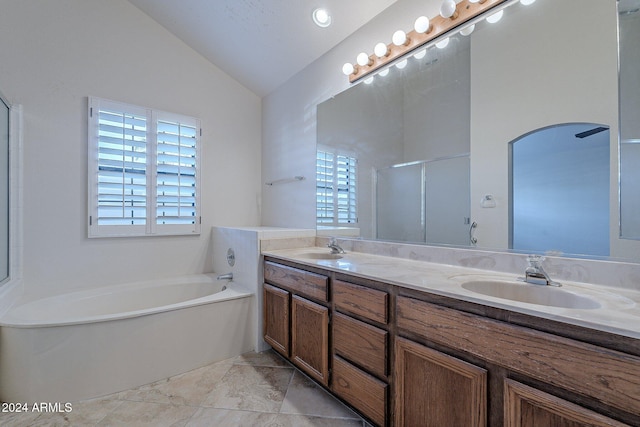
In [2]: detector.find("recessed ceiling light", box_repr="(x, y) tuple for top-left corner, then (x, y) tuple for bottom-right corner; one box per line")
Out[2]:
(312, 8), (331, 28)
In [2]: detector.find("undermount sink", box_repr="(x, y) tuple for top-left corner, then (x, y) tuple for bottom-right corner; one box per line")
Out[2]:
(297, 252), (343, 260)
(461, 280), (601, 309)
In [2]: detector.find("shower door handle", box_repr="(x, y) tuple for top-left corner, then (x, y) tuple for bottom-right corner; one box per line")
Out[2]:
(469, 221), (478, 245)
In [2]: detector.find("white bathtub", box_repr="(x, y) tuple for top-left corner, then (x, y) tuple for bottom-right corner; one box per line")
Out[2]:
(0, 274), (254, 403)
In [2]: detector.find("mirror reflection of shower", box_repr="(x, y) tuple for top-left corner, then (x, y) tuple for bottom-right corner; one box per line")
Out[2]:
(375, 155), (470, 246)
(510, 123), (610, 257)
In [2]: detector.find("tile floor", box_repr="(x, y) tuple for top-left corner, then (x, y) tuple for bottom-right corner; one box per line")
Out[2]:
(1, 350), (368, 426)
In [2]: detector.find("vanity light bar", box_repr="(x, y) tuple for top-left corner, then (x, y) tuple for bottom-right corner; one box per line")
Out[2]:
(344, 0), (508, 83)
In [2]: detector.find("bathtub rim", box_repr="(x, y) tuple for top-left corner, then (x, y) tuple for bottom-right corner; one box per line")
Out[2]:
(0, 273), (253, 329)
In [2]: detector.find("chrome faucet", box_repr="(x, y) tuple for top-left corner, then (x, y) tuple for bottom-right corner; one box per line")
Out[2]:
(216, 272), (233, 281)
(519, 255), (560, 287)
(327, 237), (346, 254)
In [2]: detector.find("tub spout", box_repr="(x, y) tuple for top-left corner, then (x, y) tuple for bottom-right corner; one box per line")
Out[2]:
(216, 272), (233, 281)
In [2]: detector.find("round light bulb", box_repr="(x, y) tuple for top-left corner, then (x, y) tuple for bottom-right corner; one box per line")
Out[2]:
(379, 68), (389, 77)
(414, 16), (431, 34)
(486, 9), (504, 23)
(364, 76), (374, 85)
(413, 49), (427, 60)
(440, 0), (457, 19)
(342, 62), (355, 76)
(435, 37), (450, 49)
(374, 42), (389, 58)
(392, 30), (408, 46)
(395, 59), (408, 69)
(520, 0), (536, 5)
(357, 52), (371, 67)
(312, 8), (331, 28)
(460, 24), (475, 36)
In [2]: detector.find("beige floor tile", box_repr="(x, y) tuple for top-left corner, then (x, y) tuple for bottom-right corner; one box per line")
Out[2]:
(187, 408), (364, 427)
(186, 408), (281, 426)
(96, 400), (196, 427)
(200, 364), (294, 412)
(117, 359), (233, 406)
(1, 351), (366, 426)
(0, 410), (42, 427)
(280, 370), (360, 420)
(0, 396), (122, 427)
(232, 349), (290, 368)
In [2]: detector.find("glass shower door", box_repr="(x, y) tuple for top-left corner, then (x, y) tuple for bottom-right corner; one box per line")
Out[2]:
(376, 162), (425, 243)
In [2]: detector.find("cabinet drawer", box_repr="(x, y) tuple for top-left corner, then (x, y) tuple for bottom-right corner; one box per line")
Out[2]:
(397, 296), (640, 416)
(333, 312), (388, 379)
(264, 261), (328, 302)
(332, 356), (387, 427)
(333, 280), (388, 324)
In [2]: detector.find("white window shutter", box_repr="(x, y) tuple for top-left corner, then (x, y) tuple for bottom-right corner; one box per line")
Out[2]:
(88, 97), (201, 237)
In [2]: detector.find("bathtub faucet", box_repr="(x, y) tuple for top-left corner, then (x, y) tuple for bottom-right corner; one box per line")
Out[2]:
(216, 272), (233, 281)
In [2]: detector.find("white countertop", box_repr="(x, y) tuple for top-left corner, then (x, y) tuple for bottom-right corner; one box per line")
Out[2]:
(262, 247), (640, 340)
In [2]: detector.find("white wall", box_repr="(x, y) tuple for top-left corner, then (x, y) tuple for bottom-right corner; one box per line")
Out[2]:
(0, 0), (262, 298)
(262, 0), (444, 228)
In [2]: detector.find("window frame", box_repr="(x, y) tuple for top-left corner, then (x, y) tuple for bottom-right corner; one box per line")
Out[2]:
(88, 97), (201, 238)
(316, 147), (358, 226)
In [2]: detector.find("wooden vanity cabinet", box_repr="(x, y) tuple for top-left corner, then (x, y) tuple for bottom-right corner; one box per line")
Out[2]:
(263, 261), (330, 386)
(332, 279), (390, 426)
(396, 295), (640, 427)
(263, 258), (640, 427)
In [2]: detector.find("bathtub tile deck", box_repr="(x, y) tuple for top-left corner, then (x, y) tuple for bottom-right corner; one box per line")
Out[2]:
(0, 350), (369, 426)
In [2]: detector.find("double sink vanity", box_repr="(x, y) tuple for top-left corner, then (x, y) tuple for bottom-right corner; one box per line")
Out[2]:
(261, 244), (640, 426)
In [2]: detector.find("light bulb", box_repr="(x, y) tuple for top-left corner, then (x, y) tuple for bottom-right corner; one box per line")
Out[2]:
(364, 76), (374, 85)
(374, 42), (389, 58)
(342, 63), (355, 76)
(414, 16), (431, 34)
(460, 24), (475, 36)
(486, 9), (504, 23)
(312, 8), (331, 28)
(440, 0), (458, 19)
(435, 37), (450, 49)
(357, 52), (371, 67)
(520, 0), (536, 5)
(395, 59), (408, 69)
(392, 30), (408, 46)
(379, 68), (389, 77)
(413, 49), (427, 60)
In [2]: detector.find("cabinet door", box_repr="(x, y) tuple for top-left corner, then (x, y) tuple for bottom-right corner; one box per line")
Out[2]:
(291, 295), (329, 386)
(395, 337), (487, 427)
(263, 284), (290, 357)
(504, 379), (631, 427)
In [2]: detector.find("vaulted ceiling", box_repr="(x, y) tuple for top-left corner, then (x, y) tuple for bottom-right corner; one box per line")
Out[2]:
(128, 0), (397, 96)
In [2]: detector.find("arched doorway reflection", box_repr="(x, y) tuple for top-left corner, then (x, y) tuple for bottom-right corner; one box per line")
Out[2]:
(510, 123), (610, 257)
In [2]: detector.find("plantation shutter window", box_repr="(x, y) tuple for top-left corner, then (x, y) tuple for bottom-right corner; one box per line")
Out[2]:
(316, 150), (334, 224)
(155, 117), (198, 226)
(88, 97), (201, 237)
(316, 149), (357, 226)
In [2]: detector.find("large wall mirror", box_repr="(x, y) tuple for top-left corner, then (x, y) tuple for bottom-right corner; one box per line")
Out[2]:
(317, 0), (640, 262)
